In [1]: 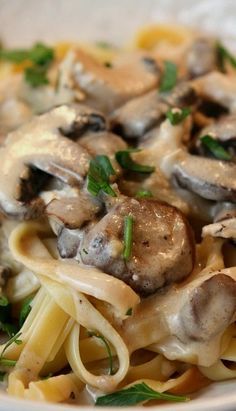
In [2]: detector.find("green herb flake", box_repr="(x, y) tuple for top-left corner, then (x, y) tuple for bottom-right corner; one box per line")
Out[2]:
(95, 382), (189, 406)
(126, 308), (133, 316)
(96, 41), (114, 49)
(0, 296), (9, 307)
(88, 331), (114, 375)
(0, 358), (17, 367)
(201, 135), (232, 161)
(24, 65), (49, 87)
(28, 43), (54, 66)
(115, 150), (155, 174)
(123, 215), (134, 261)
(136, 189), (153, 198)
(0, 42), (54, 88)
(217, 42), (236, 72)
(19, 295), (33, 328)
(0, 43), (54, 66)
(83, 248), (88, 255)
(166, 107), (191, 125)
(0, 48), (29, 63)
(159, 61), (177, 92)
(87, 155), (117, 197)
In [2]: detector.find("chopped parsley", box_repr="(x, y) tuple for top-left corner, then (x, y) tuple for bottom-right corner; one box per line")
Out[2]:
(125, 308), (133, 316)
(166, 107), (191, 125)
(95, 382), (188, 406)
(123, 215), (134, 261)
(201, 135), (232, 161)
(0, 42), (54, 87)
(136, 189), (153, 198)
(159, 61), (177, 92)
(217, 42), (236, 72)
(87, 155), (117, 197)
(88, 331), (114, 375)
(115, 150), (155, 174)
(19, 295), (33, 328)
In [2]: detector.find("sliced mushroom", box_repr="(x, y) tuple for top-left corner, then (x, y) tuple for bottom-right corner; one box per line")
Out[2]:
(0, 105), (92, 217)
(62, 104), (107, 138)
(79, 131), (127, 157)
(122, 269), (236, 366)
(73, 49), (159, 113)
(193, 71), (236, 113)
(110, 83), (197, 139)
(179, 274), (236, 341)
(172, 151), (236, 202)
(197, 114), (236, 154)
(0, 265), (11, 287)
(202, 218), (236, 239)
(78, 197), (195, 295)
(186, 38), (217, 78)
(46, 190), (102, 230)
(57, 227), (84, 258)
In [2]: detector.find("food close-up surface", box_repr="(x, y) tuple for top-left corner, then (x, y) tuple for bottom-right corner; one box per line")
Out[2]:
(0, 0), (236, 410)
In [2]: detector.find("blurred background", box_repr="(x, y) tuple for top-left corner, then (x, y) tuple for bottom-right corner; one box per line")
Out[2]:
(0, 0), (235, 47)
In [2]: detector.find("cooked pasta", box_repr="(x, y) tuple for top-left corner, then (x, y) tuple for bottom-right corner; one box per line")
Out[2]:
(0, 24), (235, 407)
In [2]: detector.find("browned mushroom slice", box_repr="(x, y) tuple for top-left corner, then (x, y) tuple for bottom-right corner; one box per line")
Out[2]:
(46, 192), (101, 230)
(186, 38), (217, 78)
(179, 274), (236, 341)
(73, 49), (159, 113)
(197, 114), (236, 154)
(110, 91), (167, 139)
(110, 83), (197, 139)
(79, 197), (195, 295)
(61, 103), (107, 138)
(173, 153), (236, 202)
(0, 105), (92, 217)
(193, 71), (236, 112)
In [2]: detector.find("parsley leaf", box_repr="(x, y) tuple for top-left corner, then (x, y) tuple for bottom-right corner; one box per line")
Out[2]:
(0, 48), (29, 63)
(87, 155), (117, 197)
(0, 43), (54, 65)
(217, 42), (236, 72)
(19, 295), (33, 328)
(28, 43), (54, 66)
(159, 61), (177, 92)
(115, 150), (155, 174)
(166, 107), (191, 125)
(95, 382), (188, 406)
(88, 331), (114, 375)
(201, 135), (232, 161)
(123, 215), (134, 261)
(0, 42), (54, 88)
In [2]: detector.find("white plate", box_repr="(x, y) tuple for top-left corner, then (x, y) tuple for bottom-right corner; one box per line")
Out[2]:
(0, 0), (236, 410)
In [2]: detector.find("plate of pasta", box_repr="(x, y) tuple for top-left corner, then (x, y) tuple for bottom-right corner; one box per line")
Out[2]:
(0, 0), (236, 410)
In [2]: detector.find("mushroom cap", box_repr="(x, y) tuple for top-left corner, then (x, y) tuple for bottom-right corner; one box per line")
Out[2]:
(79, 197), (195, 295)
(173, 153), (236, 202)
